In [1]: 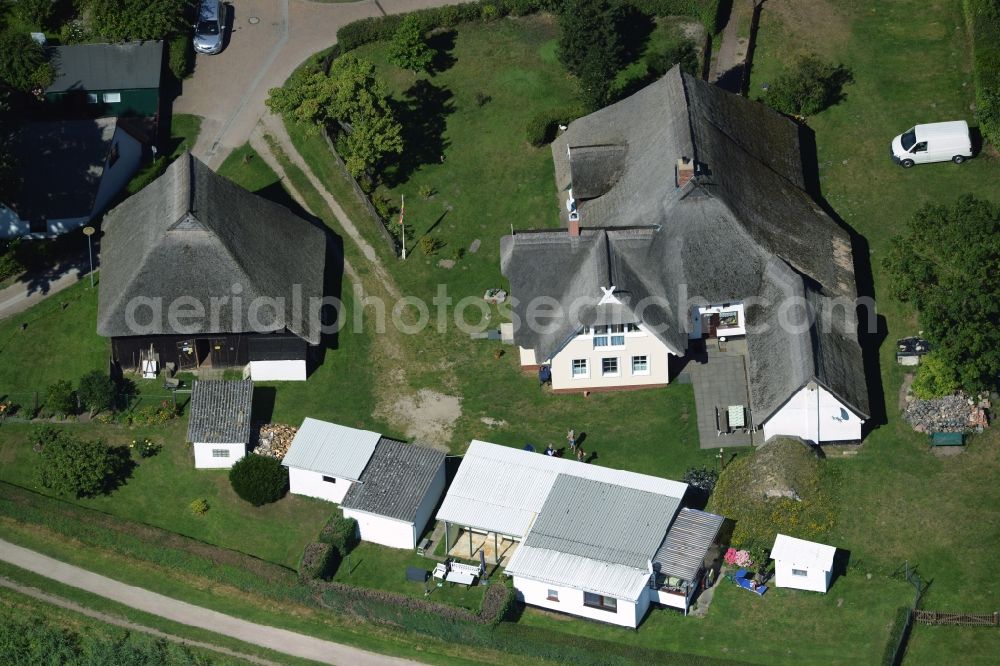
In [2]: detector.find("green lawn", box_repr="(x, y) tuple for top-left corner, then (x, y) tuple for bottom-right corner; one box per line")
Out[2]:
(750, 0), (1000, 662)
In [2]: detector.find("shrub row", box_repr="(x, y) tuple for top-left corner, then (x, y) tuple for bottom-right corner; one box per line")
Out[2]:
(0, 481), (308, 603)
(318, 515), (359, 554)
(335, 0), (721, 54)
(525, 105), (583, 146)
(167, 33), (194, 82)
(298, 542), (339, 583)
(964, 0), (1000, 147)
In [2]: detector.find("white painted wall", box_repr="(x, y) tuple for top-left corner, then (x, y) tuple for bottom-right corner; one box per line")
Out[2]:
(193, 441), (246, 469)
(511, 575), (644, 628)
(549, 329), (673, 391)
(248, 360), (307, 381)
(0, 204), (27, 238)
(342, 508), (415, 549)
(762, 385), (862, 443)
(518, 346), (537, 366)
(652, 588), (688, 610)
(773, 559), (831, 593)
(287, 466), (352, 503)
(91, 128), (142, 215)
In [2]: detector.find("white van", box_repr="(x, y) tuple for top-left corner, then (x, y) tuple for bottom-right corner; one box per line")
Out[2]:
(890, 121), (972, 168)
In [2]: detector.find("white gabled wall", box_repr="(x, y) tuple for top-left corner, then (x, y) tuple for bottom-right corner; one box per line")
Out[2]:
(549, 331), (673, 391)
(288, 467), (352, 503)
(762, 385), (862, 443)
(193, 442), (246, 469)
(91, 128), (142, 216)
(342, 509), (415, 549)
(249, 360), (307, 381)
(0, 204), (27, 239)
(773, 559), (831, 593)
(511, 576), (646, 628)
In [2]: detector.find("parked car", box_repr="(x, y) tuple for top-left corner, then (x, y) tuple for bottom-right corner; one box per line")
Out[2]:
(193, 0), (227, 55)
(890, 120), (972, 168)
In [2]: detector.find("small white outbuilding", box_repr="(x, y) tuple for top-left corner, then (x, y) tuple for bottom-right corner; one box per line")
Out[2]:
(187, 379), (253, 469)
(770, 534), (837, 593)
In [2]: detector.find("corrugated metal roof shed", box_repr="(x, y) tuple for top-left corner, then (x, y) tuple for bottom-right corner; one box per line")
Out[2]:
(653, 508), (725, 581)
(281, 418), (380, 481)
(436, 440), (687, 537)
(505, 546), (652, 602)
(770, 534), (836, 571)
(186, 380), (253, 444)
(525, 475), (679, 569)
(341, 438), (445, 522)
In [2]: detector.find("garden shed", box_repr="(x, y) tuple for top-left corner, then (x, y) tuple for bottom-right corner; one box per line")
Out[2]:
(770, 533), (837, 593)
(186, 379), (253, 469)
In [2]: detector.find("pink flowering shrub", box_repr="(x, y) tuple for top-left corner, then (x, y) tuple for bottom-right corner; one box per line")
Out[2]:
(724, 548), (753, 568)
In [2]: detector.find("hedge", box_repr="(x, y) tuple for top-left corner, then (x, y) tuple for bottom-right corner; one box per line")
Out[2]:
(299, 541), (338, 582)
(335, 0), (722, 53)
(167, 33), (193, 81)
(318, 515), (359, 554)
(964, 0), (1000, 147)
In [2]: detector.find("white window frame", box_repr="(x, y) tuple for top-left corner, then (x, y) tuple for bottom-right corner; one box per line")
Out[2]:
(322, 475), (337, 484)
(631, 355), (649, 375)
(571, 358), (589, 379)
(791, 568), (808, 577)
(610, 334), (625, 346)
(102, 92), (122, 103)
(601, 357), (620, 377)
(211, 449), (229, 458)
(592, 335), (609, 349)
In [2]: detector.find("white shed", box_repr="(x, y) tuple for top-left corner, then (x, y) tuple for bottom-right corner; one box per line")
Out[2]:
(770, 534), (837, 593)
(282, 418), (381, 503)
(186, 380), (253, 469)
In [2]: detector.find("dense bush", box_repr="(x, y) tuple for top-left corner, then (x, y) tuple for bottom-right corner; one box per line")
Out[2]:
(763, 54), (853, 117)
(85, 0), (191, 42)
(389, 14), (434, 72)
(910, 353), (960, 399)
(965, 0), (1000, 147)
(884, 196), (1000, 392)
(0, 239), (25, 282)
(525, 106), (581, 146)
(45, 380), (76, 416)
(299, 541), (338, 582)
(77, 370), (116, 416)
(12, 0), (56, 30)
(188, 497), (209, 515)
(168, 33), (194, 81)
(0, 612), (207, 665)
(318, 515), (359, 553)
(682, 465), (718, 492)
(0, 30), (55, 92)
(34, 427), (127, 498)
(229, 454), (289, 506)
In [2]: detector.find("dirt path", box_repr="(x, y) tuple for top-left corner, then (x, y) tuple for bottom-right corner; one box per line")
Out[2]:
(708, 0), (754, 91)
(0, 577), (282, 666)
(0, 538), (421, 666)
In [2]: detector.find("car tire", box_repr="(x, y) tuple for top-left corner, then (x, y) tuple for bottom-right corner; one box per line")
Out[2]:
(952, 155), (966, 164)
(901, 159), (914, 168)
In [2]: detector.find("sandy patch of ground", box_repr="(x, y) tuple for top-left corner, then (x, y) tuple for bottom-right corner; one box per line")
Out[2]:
(765, 0), (850, 58)
(386, 389), (461, 446)
(480, 416), (508, 429)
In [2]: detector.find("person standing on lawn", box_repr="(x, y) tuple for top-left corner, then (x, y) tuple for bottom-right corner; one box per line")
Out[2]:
(567, 429), (576, 451)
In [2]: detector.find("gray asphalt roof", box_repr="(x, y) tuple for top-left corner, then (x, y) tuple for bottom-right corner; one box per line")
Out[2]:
(10, 119), (118, 221)
(653, 508), (725, 582)
(281, 418), (381, 481)
(97, 153), (325, 344)
(341, 438), (445, 522)
(500, 65), (869, 422)
(521, 475), (680, 570)
(186, 379), (253, 444)
(46, 42), (163, 93)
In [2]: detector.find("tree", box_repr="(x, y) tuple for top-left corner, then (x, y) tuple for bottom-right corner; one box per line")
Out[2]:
(266, 54), (403, 178)
(0, 91), (19, 204)
(45, 380), (77, 416)
(84, 0), (190, 42)
(229, 454), (288, 506)
(13, 0), (57, 30)
(35, 427), (124, 498)
(0, 30), (55, 92)
(557, 0), (625, 109)
(388, 15), (434, 73)
(78, 370), (117, 416)
(763, 54), (853, 117)
(883, 195), (1000, 392)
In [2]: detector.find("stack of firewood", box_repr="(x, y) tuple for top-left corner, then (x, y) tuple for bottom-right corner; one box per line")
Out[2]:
(255, 423), (297, 459)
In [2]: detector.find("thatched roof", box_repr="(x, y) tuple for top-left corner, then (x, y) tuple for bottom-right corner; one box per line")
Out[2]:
(501, 66), (868, 422)
(97, 153), (325, 344)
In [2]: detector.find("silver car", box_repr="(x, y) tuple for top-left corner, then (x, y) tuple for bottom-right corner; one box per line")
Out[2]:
(193, 0), (226, 55)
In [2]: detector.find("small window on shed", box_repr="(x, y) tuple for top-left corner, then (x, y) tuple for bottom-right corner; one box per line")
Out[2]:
(103, 92), (121, 103)
(322, 475), (337, 484)
(86, 93), (99, 104)
(792, 568), (808, 577)
(212, 449), (229, 458)
(547, 589), (559, 601)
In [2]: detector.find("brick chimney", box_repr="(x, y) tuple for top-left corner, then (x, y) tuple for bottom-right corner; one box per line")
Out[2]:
(677, 157), (695, 188)
(568, 212), (580, 237)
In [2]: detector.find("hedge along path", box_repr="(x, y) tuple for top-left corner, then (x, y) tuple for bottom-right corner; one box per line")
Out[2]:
(0, 539), (423, 666)
(250, 122), (463, 446)
(0, 577), (283, 666)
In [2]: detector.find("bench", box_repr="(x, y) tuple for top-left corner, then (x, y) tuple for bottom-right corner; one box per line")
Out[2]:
(930, 432), (964, 447)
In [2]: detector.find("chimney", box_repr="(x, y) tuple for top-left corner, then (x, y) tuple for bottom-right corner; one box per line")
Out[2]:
(568, 212), (580, 237)
(677, 157), (695, 188)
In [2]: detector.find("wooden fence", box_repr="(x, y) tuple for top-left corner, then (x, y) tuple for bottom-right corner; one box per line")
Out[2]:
(913, 610), (1000, 626)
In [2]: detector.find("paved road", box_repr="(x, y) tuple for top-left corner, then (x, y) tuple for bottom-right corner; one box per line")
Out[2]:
(0, 538), (422, 666)
(0, 266), (88, 321)
(176, 0), (458, 169)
